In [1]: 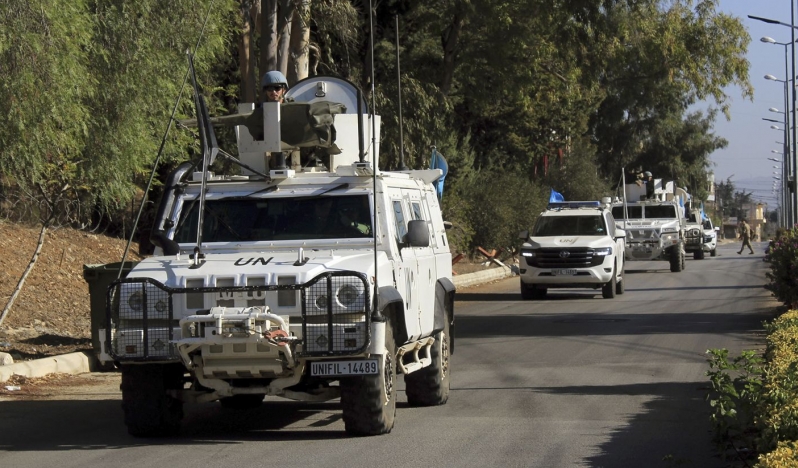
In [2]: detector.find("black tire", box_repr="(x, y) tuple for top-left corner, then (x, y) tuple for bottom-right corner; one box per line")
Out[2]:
(670, 245), (683, 272)
(710, 248), (717, 257)
(220, 394), (264, 409)
(615, 264), (625, 295)
(602, 268), (616, 299)
(120, 364), (184, 437)
(405, 311), (451, 407)
(694, 249), (705, 260)
(341, 320), (397, 436)
(520, 280), (534, 300)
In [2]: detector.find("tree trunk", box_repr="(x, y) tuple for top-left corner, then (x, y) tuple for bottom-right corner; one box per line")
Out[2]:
(288, 0), (311, 84)
(261, 0), (278, 78)
(0, 218), (52, 328)
(238, 1), (257, 102)
(276, 0), (294, 78)
(440, 3), (467, 96)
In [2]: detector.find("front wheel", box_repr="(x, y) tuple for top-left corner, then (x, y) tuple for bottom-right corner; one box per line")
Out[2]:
(120, 364), (185, 437)
(406, 311), (451, 407)
(670, 245), (684, 272)
(602, 268), (617, 299)
(710, 248), (717, 257)
(615, 263), (625, 295)
(341, 320), (397, 436)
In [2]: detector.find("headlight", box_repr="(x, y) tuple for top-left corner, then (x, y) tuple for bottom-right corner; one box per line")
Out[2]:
(315, 295), (328, 310)
(594, 247), (612, 256)
(337, 284), (360, 306)
(128, 291), (144, 311)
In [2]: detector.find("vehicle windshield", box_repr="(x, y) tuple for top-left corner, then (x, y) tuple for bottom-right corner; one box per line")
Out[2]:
(533, 215), (606, 236)
(645, 205), (678, 219)
(173, 195), (372, 242)
(611, 206), (642, 220)
(703, 220), (712, 230)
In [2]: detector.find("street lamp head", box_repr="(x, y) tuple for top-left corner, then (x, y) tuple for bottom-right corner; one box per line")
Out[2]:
(761, 36), (777, 44)
(770, 107), (781, 112)
(772, 149), (783, 153)
(771, 126), (782, 130)
(765, 74), (780, 81)
(769, 157), (783, 162)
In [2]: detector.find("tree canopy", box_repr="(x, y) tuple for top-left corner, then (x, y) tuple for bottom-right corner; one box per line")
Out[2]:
(0, 0), (751, 252)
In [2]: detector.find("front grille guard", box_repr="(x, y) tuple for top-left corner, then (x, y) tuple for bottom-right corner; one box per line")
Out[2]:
(530, 248), (603, 268)
(105, 272), (371, 362)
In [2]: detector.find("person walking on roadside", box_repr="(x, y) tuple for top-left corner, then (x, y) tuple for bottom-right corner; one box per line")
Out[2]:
(737, 218), (755, 255)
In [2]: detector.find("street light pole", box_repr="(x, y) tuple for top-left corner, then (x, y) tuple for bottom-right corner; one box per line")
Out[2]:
(752, 13), (798, 227)
(765, 74), (791, 227)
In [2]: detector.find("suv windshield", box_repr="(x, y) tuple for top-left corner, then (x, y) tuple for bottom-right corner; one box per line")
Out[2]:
(173, 195), (372, 242)
(533, 215), (606, 236)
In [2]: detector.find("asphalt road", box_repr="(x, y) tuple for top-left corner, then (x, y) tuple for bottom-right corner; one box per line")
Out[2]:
(0, 241), (776, 468)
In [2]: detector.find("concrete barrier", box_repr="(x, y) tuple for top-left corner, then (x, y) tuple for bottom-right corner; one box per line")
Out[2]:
(452, 265), (516, 289)
(0, 351), (95, 383)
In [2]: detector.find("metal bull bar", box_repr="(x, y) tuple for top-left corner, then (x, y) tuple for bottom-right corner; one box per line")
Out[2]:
(104, 272), (371, 362)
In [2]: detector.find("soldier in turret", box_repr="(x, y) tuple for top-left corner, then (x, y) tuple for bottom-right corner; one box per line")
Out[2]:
(261, 70), (290, 103)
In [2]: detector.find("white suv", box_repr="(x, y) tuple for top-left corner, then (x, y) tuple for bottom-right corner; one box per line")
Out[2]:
(703, 218), (718, 257)
(518, 201), (626, 299)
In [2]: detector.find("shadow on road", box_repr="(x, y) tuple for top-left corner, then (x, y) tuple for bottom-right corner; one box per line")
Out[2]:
(455, 307), (775, 339)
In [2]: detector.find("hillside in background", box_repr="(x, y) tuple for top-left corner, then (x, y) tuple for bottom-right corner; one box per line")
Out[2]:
(0, 222), (142, 360)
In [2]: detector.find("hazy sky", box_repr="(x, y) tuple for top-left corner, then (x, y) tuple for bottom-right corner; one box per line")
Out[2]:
(704, 0), (793, 208)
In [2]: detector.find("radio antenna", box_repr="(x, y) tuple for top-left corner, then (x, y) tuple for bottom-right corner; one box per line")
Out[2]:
(117, 1), (216, 278)
(369, 0), (383, 323)
(396, 15), (408, 171)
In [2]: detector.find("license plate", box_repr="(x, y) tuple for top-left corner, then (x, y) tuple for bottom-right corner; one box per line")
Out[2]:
(553, 269), (577, 276)
(310, 359), (379, 377)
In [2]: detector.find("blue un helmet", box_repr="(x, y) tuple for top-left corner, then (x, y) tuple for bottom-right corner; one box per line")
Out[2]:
(261, 70), (288, 90)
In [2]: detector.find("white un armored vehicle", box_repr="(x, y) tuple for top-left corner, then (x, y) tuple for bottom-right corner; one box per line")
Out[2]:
(611, 177), (686, 272)
(518, 200), (626, 299)
(101, 68), (455, 437)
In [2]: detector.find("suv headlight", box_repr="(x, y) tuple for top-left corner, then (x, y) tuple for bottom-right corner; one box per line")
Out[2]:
(594, 247), (612, 256)
(521, 249), (537, 258)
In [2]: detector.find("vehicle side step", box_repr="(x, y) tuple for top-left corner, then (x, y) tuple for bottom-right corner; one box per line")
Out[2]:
(396, 337), (435, 375)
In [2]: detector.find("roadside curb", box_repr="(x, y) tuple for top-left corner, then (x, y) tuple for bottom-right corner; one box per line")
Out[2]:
(453, 265), (516, 289)
(0, 351), (97, 383)
(1, 268), (514, 382)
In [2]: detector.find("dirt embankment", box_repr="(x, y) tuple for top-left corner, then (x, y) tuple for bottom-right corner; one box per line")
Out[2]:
(0, 222), (141, 360)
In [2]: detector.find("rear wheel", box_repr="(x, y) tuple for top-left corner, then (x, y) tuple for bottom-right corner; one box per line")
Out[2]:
(405, 312), (451, 406)
(120, 364), (184, 437)
(341, 320), (397, 436)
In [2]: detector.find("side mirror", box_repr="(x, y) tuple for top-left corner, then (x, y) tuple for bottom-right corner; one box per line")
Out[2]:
(518, 230), (529, 240)
(406, 220), (430, 247)
(443, 221), (453, 230)
(615, 228), (626, 239)
(714, 226), (720, 232)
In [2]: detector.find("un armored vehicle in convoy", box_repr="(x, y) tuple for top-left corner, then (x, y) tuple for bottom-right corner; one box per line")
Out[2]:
(611, 178), (686, 272)
(101, 69), (455, 437)
(682, 207), (706, 260)
(518, 200), (626, 299)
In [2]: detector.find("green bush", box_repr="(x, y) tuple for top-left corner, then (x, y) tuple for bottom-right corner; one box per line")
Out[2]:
(765, 227), (798, 309)
(706, 310), (798, 466)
